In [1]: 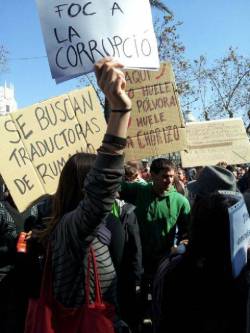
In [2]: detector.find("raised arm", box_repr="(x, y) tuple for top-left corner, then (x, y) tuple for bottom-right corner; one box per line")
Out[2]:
(55, 58), (132, 247)
(95, 57), (132, 153)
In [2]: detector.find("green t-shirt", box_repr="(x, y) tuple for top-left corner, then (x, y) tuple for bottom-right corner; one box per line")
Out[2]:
(111, 200), (120, 219)
(121, 182), (190, 271)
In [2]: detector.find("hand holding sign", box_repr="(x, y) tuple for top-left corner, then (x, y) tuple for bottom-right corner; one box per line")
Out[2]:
(94, 58), (131, 110)
(95, 57), (132, 140)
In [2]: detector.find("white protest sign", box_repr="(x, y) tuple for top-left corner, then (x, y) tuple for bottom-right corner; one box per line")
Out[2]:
(0, 87), (106, 212)
(227, 192), (250, 278)
(36, 0), (160, 82)
(181, 118), (250, 167)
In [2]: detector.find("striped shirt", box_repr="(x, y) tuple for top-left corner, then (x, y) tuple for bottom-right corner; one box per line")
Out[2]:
(50, 153), (124, 309)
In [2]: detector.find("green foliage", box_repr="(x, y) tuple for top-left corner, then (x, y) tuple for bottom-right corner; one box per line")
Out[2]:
(152, 11), (195, 112)
(78, 4), (250, 125)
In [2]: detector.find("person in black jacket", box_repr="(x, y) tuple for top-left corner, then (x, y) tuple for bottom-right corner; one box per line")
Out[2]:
(155, 166), (250, 333)
(0, 187), (38, 333)
(109, 198), (143, 332)
(0, 200), (18, 332)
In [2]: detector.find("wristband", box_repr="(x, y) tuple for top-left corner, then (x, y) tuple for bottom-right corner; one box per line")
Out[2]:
(103, 134), (127, 149)
(111, 109), (131, 113)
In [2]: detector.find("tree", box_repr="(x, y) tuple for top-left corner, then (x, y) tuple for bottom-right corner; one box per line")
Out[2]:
(153, 13), (194, 101)
(149, 0), (173, 15)
(191, 48), (250, 121)
(141, 2), (194, 118)
(78, 3), (193, 120)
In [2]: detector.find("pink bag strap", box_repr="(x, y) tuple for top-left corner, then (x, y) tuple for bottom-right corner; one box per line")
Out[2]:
(85, 246), (103, 306)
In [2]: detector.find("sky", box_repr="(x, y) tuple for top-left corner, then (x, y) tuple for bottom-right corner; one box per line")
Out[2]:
(0, 0), (250, 109)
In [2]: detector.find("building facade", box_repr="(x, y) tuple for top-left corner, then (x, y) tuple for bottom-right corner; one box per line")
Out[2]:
(0, 83), (17, 115)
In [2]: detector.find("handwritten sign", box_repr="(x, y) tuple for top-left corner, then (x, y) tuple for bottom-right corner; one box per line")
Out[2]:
(124, 62), (187, 161)
(227, 192), (250, 278)
(180, 118), (250, 167)
(36, 0), (159, 82)
(0, 87), (106, 212)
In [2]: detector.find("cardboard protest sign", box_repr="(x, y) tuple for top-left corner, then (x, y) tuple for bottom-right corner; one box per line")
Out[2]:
(181, 118), (250, 167)
(226, 191), (250, 278)
(68, 86), (106, 152)
(0, 87), (106, 212)
(36, 0), (159, 82)
(124, 62), (187, 161)
(0, 115), (45, 212)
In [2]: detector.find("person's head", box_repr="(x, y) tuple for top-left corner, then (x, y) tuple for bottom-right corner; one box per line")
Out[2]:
(195, 166), (204, 179)
(187, 168), (197, 181)
(141, 159), (149, 169)
(124, 164), (139, 182)
(236, 166), (246, 179)
(126, 160), (143, 175)
(53, 152), (96, 221)
(37, 152), (96, 245)
(150, 158), (175, 194)
(216, 161), (228, 169)
(187, 165), (237, 199)
(177, 167), (186, 182)
(190, 191), (238, 274)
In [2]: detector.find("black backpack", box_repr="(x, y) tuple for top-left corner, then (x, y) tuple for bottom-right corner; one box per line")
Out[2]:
(152, 253), (184, 333)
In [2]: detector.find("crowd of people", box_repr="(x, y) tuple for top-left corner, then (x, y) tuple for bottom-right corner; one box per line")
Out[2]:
(0, 58), (250, 333)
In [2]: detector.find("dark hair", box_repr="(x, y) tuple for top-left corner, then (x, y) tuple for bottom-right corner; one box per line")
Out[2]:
(226, 165), (235, 173)
(173, 177), (185, 195)
(190, 192), (238, 275)
(40, 153), (96, 243)
(124, 164), (138, 182)
(126, 160), (142, 171)
(150, 158), (175, 175)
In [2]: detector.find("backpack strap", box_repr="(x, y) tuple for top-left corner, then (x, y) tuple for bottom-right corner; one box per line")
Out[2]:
(85, 246), (104, 307)
(120, 203), (136, 221)
(152, 254), (184, 333)
(97, 223), (112, 246)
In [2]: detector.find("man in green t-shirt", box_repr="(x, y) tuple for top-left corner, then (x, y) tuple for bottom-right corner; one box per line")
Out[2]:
(121, 158), (191, 276)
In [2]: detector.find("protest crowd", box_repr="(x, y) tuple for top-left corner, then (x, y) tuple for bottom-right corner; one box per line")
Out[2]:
(0, 58), (249, 333)
(1, 2), (250, 333)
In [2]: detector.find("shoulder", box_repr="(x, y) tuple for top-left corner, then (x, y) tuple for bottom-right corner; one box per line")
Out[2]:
(30, 205), (38, 217)
(122, 180), (151, 193)
(137, 181), (153, 191)
(121, 202), (136, 215)
(169, 190), (190, 205)
(37, 196), (53, 218)
(0, 201), (13, 221)
(0, 201), (6, 213)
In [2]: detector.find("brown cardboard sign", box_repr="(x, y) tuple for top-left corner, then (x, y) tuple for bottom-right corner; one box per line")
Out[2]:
(0, 86), (106, 212)
(181, 118), (250, 167)
(124, 62), (187, 161)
